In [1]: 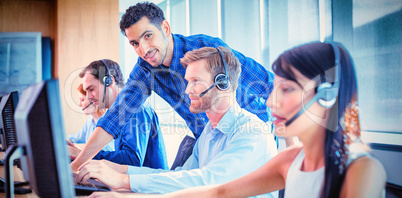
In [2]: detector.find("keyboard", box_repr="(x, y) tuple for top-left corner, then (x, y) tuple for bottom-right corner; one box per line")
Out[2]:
(73, 173), (111, 195)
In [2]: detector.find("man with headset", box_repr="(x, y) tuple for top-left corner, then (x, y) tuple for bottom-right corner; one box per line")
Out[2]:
(71, 1), (284, 173)
(68, 59), (168, 170)
(75, 47), (278, 197)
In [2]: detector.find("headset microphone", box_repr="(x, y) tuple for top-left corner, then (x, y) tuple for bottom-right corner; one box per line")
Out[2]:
(198, 48), (230, 98)
(199, 80), (221, 98)
(82, 101), (93, 111)
(285, 42), (341, 126)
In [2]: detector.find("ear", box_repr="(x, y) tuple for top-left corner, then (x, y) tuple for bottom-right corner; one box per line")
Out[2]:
(161, 20), (171, 37)
(109, 75), (116, 86)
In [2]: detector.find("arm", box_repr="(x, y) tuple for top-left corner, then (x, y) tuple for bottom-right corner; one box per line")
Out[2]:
(128, 124), (278, 194)
(71, 127), (113, 172)
(340, 156), (386, 198)
(92, 107), (153, 166)
(165, 147), (302, 198)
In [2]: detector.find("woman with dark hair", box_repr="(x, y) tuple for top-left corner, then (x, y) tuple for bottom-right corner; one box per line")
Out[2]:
(163, 42), (386, 198)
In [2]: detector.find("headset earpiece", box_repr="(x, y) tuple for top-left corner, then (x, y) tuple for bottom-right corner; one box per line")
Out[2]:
(100, 59), (112, 103)
(198, 48), (231, 97)
(315, 43), (341, 109)
(215, 48), (230, 91)
(215, 73), (230, 91)
(317, 82), (337, 108)
(100, 59), (112, 87)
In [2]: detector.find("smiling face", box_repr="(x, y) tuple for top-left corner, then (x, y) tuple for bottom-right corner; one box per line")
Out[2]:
(125, 16), (171, 67)
(184, 59), (217, 114)
(267, 66), (329, 138)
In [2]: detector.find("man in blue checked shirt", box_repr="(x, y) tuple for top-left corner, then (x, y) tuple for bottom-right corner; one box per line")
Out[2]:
(76, 47), (278, 197)
(71, 2), (275, 172)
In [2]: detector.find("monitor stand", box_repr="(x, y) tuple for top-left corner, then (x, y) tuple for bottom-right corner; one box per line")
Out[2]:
(0, 177), (31, 194)
(4, 145), (32, 197)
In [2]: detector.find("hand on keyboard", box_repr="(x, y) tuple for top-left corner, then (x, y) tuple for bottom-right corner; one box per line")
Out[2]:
(73, 172), (110, 190)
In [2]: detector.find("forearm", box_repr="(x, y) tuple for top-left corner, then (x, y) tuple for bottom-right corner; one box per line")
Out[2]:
(71, 127), (113, 171)
(93, 149), (142, 166)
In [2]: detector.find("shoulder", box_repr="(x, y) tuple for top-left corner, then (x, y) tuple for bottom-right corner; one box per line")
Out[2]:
(264, 146), (302, 179)
(346, 155), (386, 180)
(85, 117), (95, 125)
(341, 156), (386, 197)
(177, 33), (228, 50)
(230, 110), (271, 137)
(277, 146), (303, 163)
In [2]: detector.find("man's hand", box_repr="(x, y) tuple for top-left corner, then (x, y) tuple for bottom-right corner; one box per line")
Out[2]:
(99, 159), (128, 174)
(68, 143), (82, 160)
(88, 191), (126, 198)
(75, 160), (130, 190)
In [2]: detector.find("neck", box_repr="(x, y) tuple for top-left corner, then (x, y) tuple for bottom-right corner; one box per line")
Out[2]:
(105, 86), (120, 108)
(205, 94), (233, 128)
(162, 35), (174, 66)
(298, 126), (326, 171)
(92, 113), (101, 122)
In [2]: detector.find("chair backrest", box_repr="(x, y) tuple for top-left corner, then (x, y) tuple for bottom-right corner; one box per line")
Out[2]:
(170, 135), (196, 170)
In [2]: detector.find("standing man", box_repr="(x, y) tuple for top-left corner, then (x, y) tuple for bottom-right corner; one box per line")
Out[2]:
(76, 47), (277, 197)
(69, 59), (168, 169)
(71, 2), (275, 171)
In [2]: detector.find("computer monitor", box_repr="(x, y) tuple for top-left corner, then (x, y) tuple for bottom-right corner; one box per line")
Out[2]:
(5, 80), (75, 197)
(0, 91), (19, 152)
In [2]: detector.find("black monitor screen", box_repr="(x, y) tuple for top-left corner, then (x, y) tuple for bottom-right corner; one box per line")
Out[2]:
(0, 91), (19, 151)
(14, 80), (74, 197)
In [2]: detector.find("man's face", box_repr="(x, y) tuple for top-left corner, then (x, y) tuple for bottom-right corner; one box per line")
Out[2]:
(82, 72), (106, 109)
(125, 16), (170, 67)
(184, 59), (217, 114)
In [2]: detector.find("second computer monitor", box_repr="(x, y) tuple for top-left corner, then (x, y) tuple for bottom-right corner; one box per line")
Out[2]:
(14, 80), (75, 197)
(0, 91), (19, 152)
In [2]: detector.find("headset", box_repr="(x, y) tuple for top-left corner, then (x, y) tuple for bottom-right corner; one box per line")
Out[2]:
(285, 42), (341, 126)
(198, 48), (231, 98)
(81, 101), (93, 111)
(100, 59), (112, 103)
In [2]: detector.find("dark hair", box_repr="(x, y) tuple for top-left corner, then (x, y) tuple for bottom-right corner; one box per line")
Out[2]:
(79, 59), (125, 88)
(180, 46), (241, 91)
(272, 42), (357, 198)
(119, 2), (165, 36)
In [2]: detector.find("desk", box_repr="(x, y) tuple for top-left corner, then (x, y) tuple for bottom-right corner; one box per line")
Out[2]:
(0, 152), (155, 198)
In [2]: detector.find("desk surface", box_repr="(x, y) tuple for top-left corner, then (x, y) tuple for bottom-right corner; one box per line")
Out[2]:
(0, 152), (155, 198)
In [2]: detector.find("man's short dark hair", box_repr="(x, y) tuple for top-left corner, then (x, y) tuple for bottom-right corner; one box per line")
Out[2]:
(79, 59), (125, 88)
(119, 2), (165, 36)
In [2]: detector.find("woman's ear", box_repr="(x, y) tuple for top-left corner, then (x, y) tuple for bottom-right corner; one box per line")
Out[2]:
(161, 20), (171, 37)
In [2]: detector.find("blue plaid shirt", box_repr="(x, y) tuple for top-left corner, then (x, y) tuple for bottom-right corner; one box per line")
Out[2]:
(97, 34), (274, 138)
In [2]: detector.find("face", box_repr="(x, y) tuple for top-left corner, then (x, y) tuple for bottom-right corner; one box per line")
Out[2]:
(82, 72), (107, 109)
(267, 67), (328, 137)
(78, 93), (95, 115)
(184, 59), (216, 114)
(125, 16), (170, 67)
